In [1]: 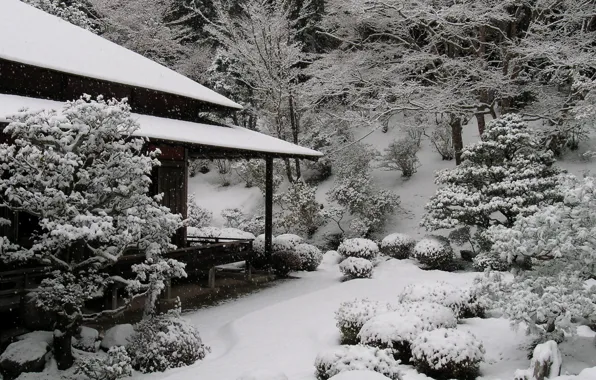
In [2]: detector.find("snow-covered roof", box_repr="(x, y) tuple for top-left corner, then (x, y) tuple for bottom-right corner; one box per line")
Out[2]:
(0, 94), (323, 159)
(0, 0), (242, 110)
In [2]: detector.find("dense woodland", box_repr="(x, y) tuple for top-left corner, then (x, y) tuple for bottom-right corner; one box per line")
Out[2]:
(1, 1), (596, 380)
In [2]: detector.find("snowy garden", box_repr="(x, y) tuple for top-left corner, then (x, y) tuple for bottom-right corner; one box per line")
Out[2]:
(1, 1), (596, 380)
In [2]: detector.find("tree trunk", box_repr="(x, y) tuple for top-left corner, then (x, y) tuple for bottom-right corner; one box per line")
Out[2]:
(288, 93), (301, 180)
(476, 25), (487, 136)
(449, 114), (464, 165)
(284, 158), (294, 183)
(53, 311), (78, 370)
(475, 112), (486, 136)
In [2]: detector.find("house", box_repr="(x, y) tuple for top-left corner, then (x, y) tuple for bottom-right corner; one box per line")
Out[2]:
(0, 0), (322, 315)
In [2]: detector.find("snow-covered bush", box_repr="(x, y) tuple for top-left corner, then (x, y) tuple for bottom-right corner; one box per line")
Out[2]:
(253, 234), (266, 255)
(186, 193), (213, 228)
(295, 243), (323, 271)
(429, 118), (454, 161)
(221, 208), (246, 228)
(127, 306), (209, 373)
(335, 299), (392, 344)
(358, 312), (429, 363)
(472, 252), (510, 272)
(422, 114), (563, 232)
(395, 301), (457, 330)
(271, 250), (302, 277)
(411, 329), (485, 380)
(239, 213), (265, 236)
(273, 234), (304, 252)
(412, 236), (455, 270)
(275, 181), (324, 237)
(75, 346), (132, 380)
(338, 239), (379, 261)
(514, 340), (562, 380)
(380, 233), (415, 259)
(188, 159), (210, 176)
(399, 282), (485, 319)
(339, 257), (374, 279)
(380, 138), (421, 178)
(314, 345), (402, 380)
(233, 159), (282, 193)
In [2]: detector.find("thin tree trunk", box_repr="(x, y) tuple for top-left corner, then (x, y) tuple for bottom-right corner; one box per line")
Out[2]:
(475, 113), (486, 136)
(288, 93), (301, 179)
(54, 310), (78, 370)
(476, 25), (487, 136)
(284, 158), (294, 183)
(450, 114), (464, 165)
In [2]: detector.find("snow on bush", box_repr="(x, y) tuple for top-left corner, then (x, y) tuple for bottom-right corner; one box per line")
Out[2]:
(314, 345), (402, 380)
(101, 324), (134, 350)
(187, 193), (213, 228)
(412, 235), (454, 270)
(335, 299), (392, 344)
(273, 234), (303, 252)
(75, 346), (132, 380)
(339, 257), (374, 279)
(253, 234), (266, 255)
(295, 243), (323, 271)
(358, 312), (429, 363)
(271, 250), (302, 277)
(237, 369), (288, 380)
(399, 282), (485, 319)
(472, 251), (510, 272)
(395, 301), (457, 330)
(338, 239), (379, 261)
(411, 328), (485, 380)
(329, 370), (392, 380)
(127, 306), (209, 373)
(514, 340), (562, 380)
(379, 233), (415, 259)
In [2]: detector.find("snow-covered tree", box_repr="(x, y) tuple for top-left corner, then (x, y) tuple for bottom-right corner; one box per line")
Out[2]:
(275, 180), (323, 237)
(22, 0), (98, 31)
(380, 137), (421, 178)
(187, 193), (213, 228)
(0, 96), (184, 369)
(422, 114), (562, 231)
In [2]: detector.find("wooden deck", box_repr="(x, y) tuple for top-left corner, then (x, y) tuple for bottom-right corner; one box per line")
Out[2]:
(0, 236), (254, 312)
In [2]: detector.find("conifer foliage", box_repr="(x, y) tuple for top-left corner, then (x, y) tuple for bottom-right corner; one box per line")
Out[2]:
(422, 114), (562, 231)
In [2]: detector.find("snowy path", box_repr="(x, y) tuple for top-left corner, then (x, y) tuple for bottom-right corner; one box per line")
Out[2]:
(135, 258), (596, 380)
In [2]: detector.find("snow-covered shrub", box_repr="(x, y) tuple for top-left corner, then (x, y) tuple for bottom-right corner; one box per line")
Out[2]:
(472, 252), (510, 272)
(395, 301), (457, 330)
(422, 114), (562, 232)
(429, 119), (454, 161)
(188, 159), (210, 176)
(271, 250), (302, 277)
(399, 282), (484, 319)
(239, 213), (265, 236)
(233, 159), (282, 193)
(127, 307), (209, 373)
(221, 208), (246, 228)
(411, 328), (485, 380)
(335, 299), (392, 344)
(338, 239), (379, 261)
(340, 257), (374, 279)
(75, 346), (132, 380)
(273, 234), (303, 253)
(295, 243), (323, 271)
(380, 233), (415, 259)
(514, 340), (562, 380)
(253, 234), (266, 255)
(275, 181), (324, 237)
(186, 193), (213, 228)
(358, 312), (429, 363)
(380, 138), (421, 178)
(412, 236), (454, 270)
(314, 345), (402, 380)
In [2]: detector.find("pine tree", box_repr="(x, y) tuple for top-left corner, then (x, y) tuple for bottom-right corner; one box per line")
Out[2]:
(422, 114), (563, 231)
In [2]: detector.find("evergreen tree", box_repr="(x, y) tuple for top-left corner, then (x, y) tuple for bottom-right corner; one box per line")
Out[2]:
(422, 114), (562, 231)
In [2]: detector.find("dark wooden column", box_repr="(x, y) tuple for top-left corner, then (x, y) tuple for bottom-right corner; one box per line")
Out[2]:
(265, 157), (274, 266)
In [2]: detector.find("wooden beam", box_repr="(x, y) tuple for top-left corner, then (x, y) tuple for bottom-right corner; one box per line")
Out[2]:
(264, 157), (273, 268)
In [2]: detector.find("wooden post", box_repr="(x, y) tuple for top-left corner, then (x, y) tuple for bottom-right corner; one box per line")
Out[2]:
(208, 267), (216, 288)
(265, 157), (274, 268)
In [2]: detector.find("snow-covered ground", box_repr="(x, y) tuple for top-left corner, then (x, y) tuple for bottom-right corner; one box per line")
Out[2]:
(132, 258), (596, 380)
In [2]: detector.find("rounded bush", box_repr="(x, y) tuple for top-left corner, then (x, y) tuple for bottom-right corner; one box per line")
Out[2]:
(472, 252), (510, 271)
(340, 257), (374, 279)
(399, 282), (484, 319)
(295, 243), (323, 271)
(335, 299), (392, 345)
(412, 235), (454, 269)
(127, 310), (209, 373)
(271, 250), (301, 277)
(411, 328), (485, 380)
(273, 234), (303, 252)
(329, 370), (391, 380)
(314, 345), (402, 380)
(338, 238), (379, 260)
(395, 301), (457, 330)
(358, 312), (428, 363)
(380, 233), (415, 259)
(253, 234), (266, 255)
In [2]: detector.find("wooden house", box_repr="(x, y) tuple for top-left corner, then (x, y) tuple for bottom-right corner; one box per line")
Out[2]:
(0, 0), (322, 314)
